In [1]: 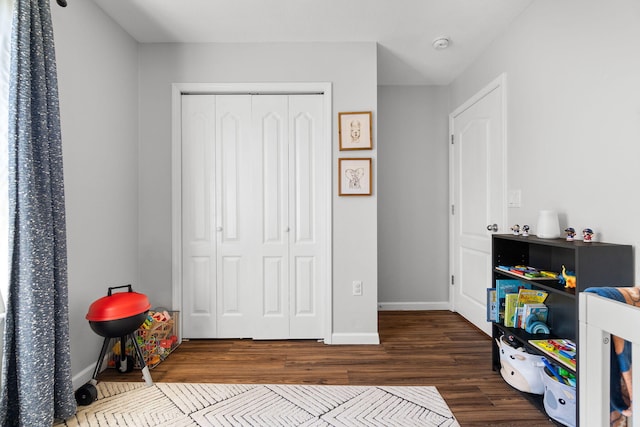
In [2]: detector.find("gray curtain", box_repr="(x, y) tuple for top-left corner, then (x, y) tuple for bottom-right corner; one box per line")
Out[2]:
(1, 0), (76, 424)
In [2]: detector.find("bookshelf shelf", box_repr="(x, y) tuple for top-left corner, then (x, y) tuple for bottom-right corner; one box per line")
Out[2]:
(493, 268), (576, 298)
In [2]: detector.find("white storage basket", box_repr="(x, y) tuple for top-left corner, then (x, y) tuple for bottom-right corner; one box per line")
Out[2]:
(496, 335), (545, 395)
(542, 366), (576, 427)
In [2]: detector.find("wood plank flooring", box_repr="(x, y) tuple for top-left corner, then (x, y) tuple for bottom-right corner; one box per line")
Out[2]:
(98, 310), (555, 426)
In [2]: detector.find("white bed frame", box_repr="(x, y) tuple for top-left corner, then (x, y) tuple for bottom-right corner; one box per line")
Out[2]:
(579, 292), (640, 426)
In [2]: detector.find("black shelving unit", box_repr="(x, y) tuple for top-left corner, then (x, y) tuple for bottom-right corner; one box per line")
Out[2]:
(491, 234), (633, 426)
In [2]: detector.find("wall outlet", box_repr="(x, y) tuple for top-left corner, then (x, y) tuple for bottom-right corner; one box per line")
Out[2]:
(352, 280), (363, 296)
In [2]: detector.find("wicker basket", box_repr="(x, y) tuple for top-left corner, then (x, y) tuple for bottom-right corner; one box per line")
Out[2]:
(110, 310), (180, 369)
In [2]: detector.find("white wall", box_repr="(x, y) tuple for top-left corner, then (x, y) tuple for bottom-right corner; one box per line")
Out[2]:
(377, 86), (450, 309)
(450, 0), (640, 279)
(137, 43), (379, 341)
(51, 2), (139, 386)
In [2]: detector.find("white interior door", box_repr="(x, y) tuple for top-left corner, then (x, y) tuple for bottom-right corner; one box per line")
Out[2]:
(450, 75), (506, 336)
(181, 93), (325, 339)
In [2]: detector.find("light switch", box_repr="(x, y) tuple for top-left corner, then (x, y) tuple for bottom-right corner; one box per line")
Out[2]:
(508, 190), (522, 208)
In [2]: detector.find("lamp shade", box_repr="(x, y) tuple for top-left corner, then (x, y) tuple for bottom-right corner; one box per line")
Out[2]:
(536, 210), (560, 239)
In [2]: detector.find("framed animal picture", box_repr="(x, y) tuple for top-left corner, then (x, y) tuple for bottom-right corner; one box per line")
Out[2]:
(339, 111), (372, 150)
(338, 158), (372, 196)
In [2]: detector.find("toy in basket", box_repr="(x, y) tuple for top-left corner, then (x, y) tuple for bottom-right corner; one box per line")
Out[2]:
(496, 335), (545, 395)
(110, 310), (179, 369)
(135, 310), (179, 368)
(542, 363), (576, 427)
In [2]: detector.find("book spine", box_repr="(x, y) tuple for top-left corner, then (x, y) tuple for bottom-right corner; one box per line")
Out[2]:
(486, 288), (497, 322)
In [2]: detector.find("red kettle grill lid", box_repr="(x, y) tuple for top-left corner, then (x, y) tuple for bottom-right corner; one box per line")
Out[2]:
(86, 290), (151, 322)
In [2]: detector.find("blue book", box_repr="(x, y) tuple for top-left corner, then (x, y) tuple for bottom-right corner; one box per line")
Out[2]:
(494, 279), (531, 324)
(486, 288), (497, 322)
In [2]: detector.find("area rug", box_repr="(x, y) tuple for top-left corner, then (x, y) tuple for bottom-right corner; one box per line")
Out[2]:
(56, 382), (460, 426)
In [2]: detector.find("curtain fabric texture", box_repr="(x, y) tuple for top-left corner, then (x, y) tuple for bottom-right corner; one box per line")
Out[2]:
(1, 0), (76, 424)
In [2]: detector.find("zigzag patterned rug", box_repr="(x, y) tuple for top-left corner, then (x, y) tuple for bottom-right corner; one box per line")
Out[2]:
(57, 382), (460, 426)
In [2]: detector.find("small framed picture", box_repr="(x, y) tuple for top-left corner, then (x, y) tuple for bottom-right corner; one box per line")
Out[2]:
(338, 158), (372, 196)
(339, 111), (372, 150)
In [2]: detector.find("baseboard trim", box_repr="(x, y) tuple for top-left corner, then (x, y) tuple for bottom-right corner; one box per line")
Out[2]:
(73, 363), (97, 391)
(377, 301), (451, 311)
(331, 332), (380, 345)
(72, 351), (112, 390)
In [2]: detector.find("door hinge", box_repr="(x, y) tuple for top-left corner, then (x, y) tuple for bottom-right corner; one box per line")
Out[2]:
(450, 134), (454, 144)
(451, 275), (455, 285)
(451, 204), (455, 215)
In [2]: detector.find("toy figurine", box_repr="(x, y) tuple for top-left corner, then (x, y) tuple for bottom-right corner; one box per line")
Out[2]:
(561, 265), (577, 289)
(564, 227), (576, 241)
(522, 225), (530, 237)
(511, 224), (520, 235)
(583, 228), (594, 242)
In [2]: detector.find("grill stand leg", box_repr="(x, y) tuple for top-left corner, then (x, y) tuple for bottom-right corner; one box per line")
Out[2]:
(119, 336), (127, 365)
(91, 337), (112, 382)
(129, 333), (154, 386)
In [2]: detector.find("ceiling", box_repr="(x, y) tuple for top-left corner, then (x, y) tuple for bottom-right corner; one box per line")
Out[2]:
(90, 0), (534, 86)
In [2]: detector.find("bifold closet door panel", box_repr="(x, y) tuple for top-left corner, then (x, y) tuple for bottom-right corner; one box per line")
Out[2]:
(251, 95), (290, 339)
(288, 95), (325, 339)
(215, 95), (256, 339)
(181, 95), (217, 338)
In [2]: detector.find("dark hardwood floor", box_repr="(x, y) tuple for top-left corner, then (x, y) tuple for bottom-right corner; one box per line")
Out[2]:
(98, 310), (555, 426)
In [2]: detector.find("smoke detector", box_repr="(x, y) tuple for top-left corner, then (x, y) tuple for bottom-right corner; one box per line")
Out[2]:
(432, 36), (451, 50)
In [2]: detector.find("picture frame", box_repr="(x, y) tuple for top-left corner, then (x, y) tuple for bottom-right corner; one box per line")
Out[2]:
(339, 111), (372, 150)
(338, 158), (372, 196)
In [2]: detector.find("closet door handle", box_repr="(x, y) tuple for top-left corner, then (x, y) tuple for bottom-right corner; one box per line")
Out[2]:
(216, 226), (223, 232)
(285, 227), (290, 233)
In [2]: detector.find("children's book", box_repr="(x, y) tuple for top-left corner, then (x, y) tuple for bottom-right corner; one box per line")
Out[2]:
(495, 279), (531, 324)
(504, 293), (519, 327)
(515, 289), (548, 328)
(486, 288), (497, 322)
(523, 303), (548, 323)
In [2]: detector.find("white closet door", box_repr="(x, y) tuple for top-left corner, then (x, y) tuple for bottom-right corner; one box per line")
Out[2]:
(288, 95), (324, 339)
(181, 93), (325, 339)
(251, 95), (325, 339)
(215, 95), (255, 338)
(181, 95), (217, 338)
(252, 96), (290, 338)
(182, 94), (256, 339)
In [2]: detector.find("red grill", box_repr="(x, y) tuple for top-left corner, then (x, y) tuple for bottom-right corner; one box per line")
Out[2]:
(76, 285), (154, 406)
(86, 286), (150, 337)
